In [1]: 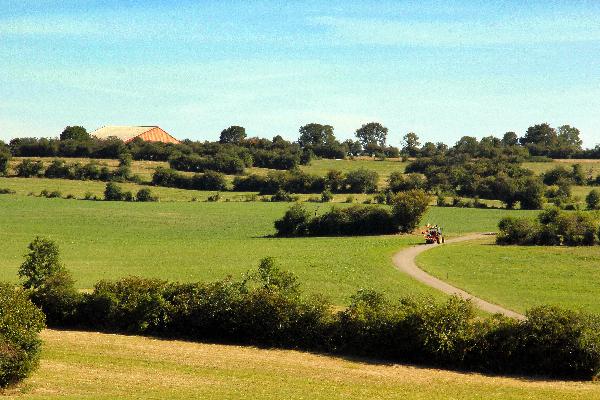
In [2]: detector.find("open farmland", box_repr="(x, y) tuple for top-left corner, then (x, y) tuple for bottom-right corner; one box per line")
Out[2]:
(417, 236), (600, 314)
(0, 194), (536, 304)
(3, 329), (598, 400)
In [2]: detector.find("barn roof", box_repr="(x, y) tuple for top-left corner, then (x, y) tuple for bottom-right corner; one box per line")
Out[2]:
(91, 126), (158, 141)
(90, 125), (180, 144)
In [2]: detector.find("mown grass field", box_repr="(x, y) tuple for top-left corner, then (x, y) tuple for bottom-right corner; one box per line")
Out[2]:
(0, 193), (535, 304)
(4, 329), (599, 400)
(417, 236), (600, 314)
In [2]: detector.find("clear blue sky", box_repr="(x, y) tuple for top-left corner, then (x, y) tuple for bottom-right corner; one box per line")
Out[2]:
(1, 0), (599, 147)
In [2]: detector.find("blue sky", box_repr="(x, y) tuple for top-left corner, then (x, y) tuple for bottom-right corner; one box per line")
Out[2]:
(1, 0), (599, 146)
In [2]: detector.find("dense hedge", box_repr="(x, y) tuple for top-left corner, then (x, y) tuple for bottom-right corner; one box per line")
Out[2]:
(233, 168), (379, 195)
(169, 153), (246, 175)
(33, 257), (600, 380)
(12, 158), (136, 183)
(497, 207), (600, 246)
(152, 167), (227, 191)
(0, 284), (45, 388)
(274, 190), (430, 236)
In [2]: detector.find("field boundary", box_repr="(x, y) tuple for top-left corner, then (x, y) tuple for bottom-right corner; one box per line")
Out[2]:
(392, 233), (525, 320)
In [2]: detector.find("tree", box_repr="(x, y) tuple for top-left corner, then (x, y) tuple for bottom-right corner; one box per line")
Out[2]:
(298, 123), (335, 148)
(501, 132), (519, 146)
(401, 132), (420, 156)
(60, 126), (89, 141)
(557, 125), (583, 155)
(586, 189), (600, 210)
(219, 126), (247, 144)
(391, 189), (430, 233)
(355, 122), (388, 150)
(274, 203), (311, 236)
(19, 237), (65, 290)
(452, 136), (479, 157)
(0, 144), (10, 176)
(520, 123), (558, 155)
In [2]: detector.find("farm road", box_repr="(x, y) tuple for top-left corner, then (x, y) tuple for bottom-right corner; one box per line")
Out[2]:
(392, 233), (525, 320)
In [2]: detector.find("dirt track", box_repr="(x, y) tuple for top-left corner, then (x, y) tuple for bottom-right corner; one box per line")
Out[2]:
(392, 233), (525, 320)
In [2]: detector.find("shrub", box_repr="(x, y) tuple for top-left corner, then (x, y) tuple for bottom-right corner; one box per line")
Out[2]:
(270, 190), (296, 202)
(0, 284), (45, 388)
(18, 237), (65, 289)
(15, 159), (44, 177)
(391, 189), (431, 233)
(136, 188), (158, 202)
(274, 203), (311, 236)
(0, 188), (15, 194)
(320, 190), (333, 203)
(344, 168), (379, 193)
(497, 217), (541, 245)
(0, 149), (10, 176)
(207, 192), (221, 202)
(388, 172), (426, 192)
(104, 182), (125, 201)
(29, 269), (82, 326)
(586, 189), (600, 210)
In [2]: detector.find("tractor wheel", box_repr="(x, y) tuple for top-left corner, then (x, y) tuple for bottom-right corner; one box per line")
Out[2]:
(442, 236), (445, 244)
(436, 237), (440, 244)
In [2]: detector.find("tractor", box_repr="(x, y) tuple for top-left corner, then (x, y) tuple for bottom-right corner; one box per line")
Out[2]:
(422, 224), (444, 244)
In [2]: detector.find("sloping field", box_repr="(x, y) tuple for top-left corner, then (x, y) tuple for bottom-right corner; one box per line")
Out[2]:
(417, 236), (600, 314)
(0, 195), (536, 304)
(3, 329), (599, 399)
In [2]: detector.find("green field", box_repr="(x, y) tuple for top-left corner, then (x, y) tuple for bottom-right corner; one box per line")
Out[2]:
(5, 329), (599, 400)
(0, 194), (535, 304)
(417, 236), (600, 314)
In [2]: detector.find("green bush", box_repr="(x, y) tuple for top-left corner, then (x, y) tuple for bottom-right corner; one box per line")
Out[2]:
(320, 190), (333, 202)
(136, 188), (158, 202)
(0, 284), (45, 388)
(104, 182), (125, 201)
(29, 269), (82, 326)
(15, 159), (44, 177)
(391, 189), (431, 233)
(586, 189), (600, 210)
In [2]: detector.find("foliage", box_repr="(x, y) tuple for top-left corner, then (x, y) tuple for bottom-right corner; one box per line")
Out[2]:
(15, 159), (44, 177)
(18, 237), (65, 289)
(0, 283), (45, 388)
(391, 189), (431, 233)
(152, 167), (228, 191)
(60, 126), (90, 141)
(355, 122), (388, 151)
(586, 189), (600, 210)
(136, 188), (158, 202)
(497, 208), (599, 246)
(219, 126), (247, 144)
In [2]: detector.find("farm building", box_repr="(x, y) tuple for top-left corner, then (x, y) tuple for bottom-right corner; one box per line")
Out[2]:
(90, 126), (180, 144)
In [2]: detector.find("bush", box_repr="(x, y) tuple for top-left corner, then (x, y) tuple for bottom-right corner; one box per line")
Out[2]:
(388, 172), (426, 192)
(344, 168), (378, 193)
(586, 189), (600, 210)
(104, 182), (125, 201)
(169, 153), (245, 174)
(270, 190), (296, 202)
(391, 190), (431, 233)
(0, 188), (15, 194)
(18, 237), (64, 289)
(497, 209), (598, 246)
(136, 188), (158, 202)
(0, 284), (45, 388)
(0, 149), (10, 176)
(29, 269), (81, 326)
(152, 167), (227, 191)
(320, 190), (333, 202)
(15, 159), (44, 177)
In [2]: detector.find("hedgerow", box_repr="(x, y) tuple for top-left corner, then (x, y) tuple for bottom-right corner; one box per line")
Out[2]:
(29, 255), (600, 380)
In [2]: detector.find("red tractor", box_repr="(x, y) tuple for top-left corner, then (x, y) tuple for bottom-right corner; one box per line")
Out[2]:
(422, 225), (444, 244)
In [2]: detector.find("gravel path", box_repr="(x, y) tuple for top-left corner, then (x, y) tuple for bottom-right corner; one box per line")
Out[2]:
(392, 233), (525, 320)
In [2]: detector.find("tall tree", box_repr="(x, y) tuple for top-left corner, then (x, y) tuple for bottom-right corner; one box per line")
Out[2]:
(401, 132), (420, 156)
(60, 126), (89, 141)
(219, 126), (247, 144)
(520, 123), (558, 147)
(355, 122), (388, 149)
(297, 123), (335, 148)
(557, 125), (583, 152)
(501, 131), (519, 146)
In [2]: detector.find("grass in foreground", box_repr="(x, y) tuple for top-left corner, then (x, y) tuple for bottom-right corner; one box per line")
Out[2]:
(417, 236), (600, 314)
(5, 329), (600, 399)
(0, 195), (535, 303)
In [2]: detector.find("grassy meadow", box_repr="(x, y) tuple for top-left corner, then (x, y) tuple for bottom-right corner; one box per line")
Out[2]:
(417, 236), (600, 314)
(3, 329), (599, 400)
(0, 193), (535, 304)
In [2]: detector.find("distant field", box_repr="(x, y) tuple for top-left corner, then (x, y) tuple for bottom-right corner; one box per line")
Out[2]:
(417, 236), (600, 314)
(0, 195), (535, 303)
(524, 159), (600, 176)
(6, 329), (599, 400)
(300, 157), (407, 184)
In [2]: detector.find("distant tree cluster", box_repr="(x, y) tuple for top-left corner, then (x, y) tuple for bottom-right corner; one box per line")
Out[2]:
(406, 156), (544, 209)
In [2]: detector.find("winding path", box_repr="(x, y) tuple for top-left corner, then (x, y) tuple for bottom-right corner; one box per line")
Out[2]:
(392, 233), (525, 320)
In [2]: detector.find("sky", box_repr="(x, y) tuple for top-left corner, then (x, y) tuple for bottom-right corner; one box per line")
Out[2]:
(1, 0), (599, 147)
